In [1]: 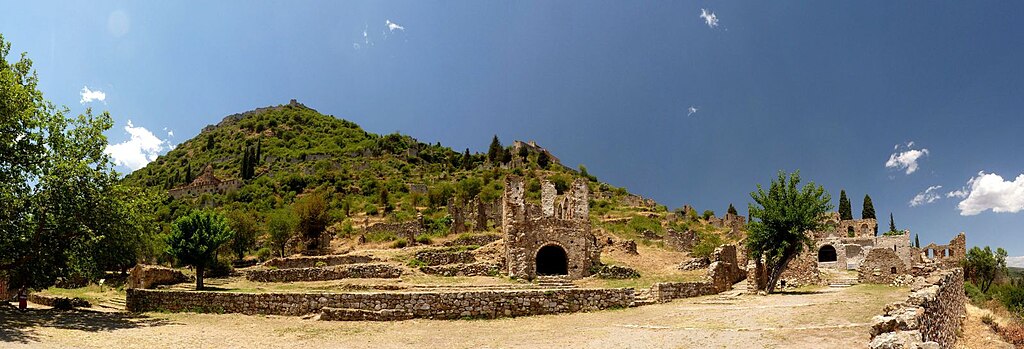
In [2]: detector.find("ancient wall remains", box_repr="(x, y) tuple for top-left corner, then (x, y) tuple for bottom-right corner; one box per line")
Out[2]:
(128, 264), (190, 289)
(262, 254), (378, 269)
(502, 176), (600, 280)
(414, 249), (476, 266)
(245, 264), (403, 282)
(858, 248), (907, 284)
(364, 221), (423, 243)
(168, 164), (242, 199)
(28, 293), (91, 309)
(869, 268), (966, 349)
(665, 229), (698, 251)
(778, 246), (822, 287)
(419, 263), (500, 277)
(652, 244), (744, 302)
(126, 287), (634, 320)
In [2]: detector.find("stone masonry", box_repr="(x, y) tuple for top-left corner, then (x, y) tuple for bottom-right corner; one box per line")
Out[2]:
(502, 176), (600, 280)
(869, 268), (966, 349)
(246, 264), (403, 282)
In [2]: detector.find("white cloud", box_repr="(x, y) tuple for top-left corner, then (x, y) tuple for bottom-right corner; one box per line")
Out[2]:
(1007, 256), (1024, 268)
(909, 185), (943, 207)
(104, 120), (170, 171)
(80, 86), (106, 104)
(687, 106), (698, 117)
(700, 9), (719, 28)
(885, 142), (929, 175)
(946, 188), (968, 199)
(386, 19), (405, 32)
(953, 171), (1024, 216)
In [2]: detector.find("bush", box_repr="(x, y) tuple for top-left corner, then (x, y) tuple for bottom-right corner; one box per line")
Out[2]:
(207, 257), (235, 278)
(415, 235), (433, 245)
(691, 231), (724, 259)
(255, 247), (274, 262)
(965, 281), (989, 304)
(391, 238), (409, 249)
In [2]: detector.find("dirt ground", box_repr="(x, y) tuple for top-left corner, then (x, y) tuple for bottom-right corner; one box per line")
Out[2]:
(0, 284), (913, 349)
(955, 304), (1015, 349)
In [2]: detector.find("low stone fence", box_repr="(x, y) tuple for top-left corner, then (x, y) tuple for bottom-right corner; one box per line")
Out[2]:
(869, 268), (966, 349)
(650, 282), (714, 301)
(246, 264), (403, 282)
(649, 244), (744, 302)
(414, 249), (476, 266)
(443, 233), (502, 247)
(126, 288), (634, 320)
(262, 254), (378, 269)
(419, 263), (500, 277)
(596, 265), (641, 279)
(28, 294), (91, 309)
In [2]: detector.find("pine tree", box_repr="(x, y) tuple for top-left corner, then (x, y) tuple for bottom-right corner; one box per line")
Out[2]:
(487, 135), (502, 163)
(728, 203), (738, 216)
(889, 213), (896, 233)
(862, 194), (876, 219)
(461, 149), (472, 170)
(838, 190), (852, 220)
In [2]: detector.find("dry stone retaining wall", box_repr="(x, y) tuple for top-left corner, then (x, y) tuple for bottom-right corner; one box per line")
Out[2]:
(419, 263), (500, 277)
(262, 254), (377, 269)
(869, 268), (966, 349)
(414, 249), (476, 266)
(126, 288), (634, 320)
(246, 264), (402, 282)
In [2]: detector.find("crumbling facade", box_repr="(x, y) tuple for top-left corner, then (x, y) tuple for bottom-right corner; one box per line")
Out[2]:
(502, 176), (600, 280)
(168, 164), (242, 199)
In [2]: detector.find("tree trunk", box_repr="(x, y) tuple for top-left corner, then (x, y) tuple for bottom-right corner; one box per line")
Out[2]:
(196, 264), (205, 290)
(763, 248), (797, 294)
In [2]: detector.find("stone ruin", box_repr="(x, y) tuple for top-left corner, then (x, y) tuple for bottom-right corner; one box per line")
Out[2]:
(168, 164), (243, 199)
(448, 197), (502, 234)
(502, 175), (600, 280)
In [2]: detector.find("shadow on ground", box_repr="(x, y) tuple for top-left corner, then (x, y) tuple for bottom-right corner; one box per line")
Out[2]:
(0, 304), (174, 344)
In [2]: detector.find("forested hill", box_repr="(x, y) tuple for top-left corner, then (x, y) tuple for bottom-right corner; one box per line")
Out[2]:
(123, 100), (656, 227)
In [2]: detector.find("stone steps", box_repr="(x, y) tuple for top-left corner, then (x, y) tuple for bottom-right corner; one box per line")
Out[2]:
(630, 289), (656, 307)
(829, 277), (860, 287)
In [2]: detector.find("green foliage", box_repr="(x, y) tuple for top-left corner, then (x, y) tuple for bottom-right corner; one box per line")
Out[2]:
(702, 210), (715, 220)
(428, 182), (455, 209)
(165, 211), (235, 289)
(294, 194), (329, 250)
(391, 238), (409, 249)
(862, 194), (876, 219)
(548, 173), (571, 194)
(487, 135), (503, 163)
(226, 209), (260, 261)
(255, 247), (274, 262)
(691, 231), (725, 259)
(267, 209), (297, 258)
(838, 190), (852, 220)
(914, 234), (920, 248)
(456, 177), (483, 204)
(746, 170), (832, 293)
(579, 164), (597, 182)
(537, 151), (550, 169)
(727, 204), (738, 216)
(888, 212), (896, 233)
(964, 246), (1008, 293)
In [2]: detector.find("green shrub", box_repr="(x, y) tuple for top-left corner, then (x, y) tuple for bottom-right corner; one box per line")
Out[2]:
(415, 235), (433, 245)
(255, 247), (274, 262)
(691, 231), (724, 259)
(391, 238), (409, 249)
(207, 257), (235, 278)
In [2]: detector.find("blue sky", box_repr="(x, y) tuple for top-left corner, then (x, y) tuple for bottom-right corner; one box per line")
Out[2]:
(3, 1), (1024, 259)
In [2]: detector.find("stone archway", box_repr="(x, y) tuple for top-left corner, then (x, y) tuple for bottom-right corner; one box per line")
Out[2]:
(536, 244), (569, 276)
(818, 245), (838, 262)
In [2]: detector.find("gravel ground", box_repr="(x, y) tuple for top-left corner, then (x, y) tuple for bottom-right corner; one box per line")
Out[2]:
(1, 284), (908, 349)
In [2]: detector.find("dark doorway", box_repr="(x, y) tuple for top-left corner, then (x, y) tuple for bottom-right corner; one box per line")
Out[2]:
(536, 245), (568, 276)
(818, 245), (837, 262)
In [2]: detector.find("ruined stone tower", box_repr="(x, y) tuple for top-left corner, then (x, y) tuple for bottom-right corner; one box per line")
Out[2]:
(502, 176), (600, 280)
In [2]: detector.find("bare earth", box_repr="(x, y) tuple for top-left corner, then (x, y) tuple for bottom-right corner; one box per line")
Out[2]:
(1, 285), (906, 349)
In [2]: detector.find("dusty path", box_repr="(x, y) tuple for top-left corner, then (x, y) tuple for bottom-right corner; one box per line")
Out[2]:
(1, 284), (905, 349)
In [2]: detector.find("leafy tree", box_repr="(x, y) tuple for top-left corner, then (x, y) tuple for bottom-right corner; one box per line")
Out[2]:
(746, 171), (833, 293)
(294, 194), (330, 251)
(862, 194), (876, 219)
(487, 135), (503, 163)
(205, 135), (215, 151)
(456, 177), (483, 204)
(226, 209), (260, 261)
(90, 186), (160, 275)
(184, 161), (193, 183)
(428, 182), (455, 209)
(378, 188), (393, 215)
(267, 209), (297, 258)
(502, 147), (512, 165)
(537, 151), (550, 169)
(165, 211), (235, 289)
(0, 34), (134, 292)
(579, 164), (597, 182)
(838, 190), (852, 220)
(727, 204), (738, 216)
(702, 210), (716, 220)
(963, 246), (1008, 293)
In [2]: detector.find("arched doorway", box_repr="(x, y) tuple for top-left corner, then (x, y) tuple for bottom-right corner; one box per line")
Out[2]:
(818, 245), (837, 262)
(536, 245), (568, 276)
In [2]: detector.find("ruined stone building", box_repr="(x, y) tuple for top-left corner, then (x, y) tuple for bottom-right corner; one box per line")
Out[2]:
(777, 211), (967, 287)
(502, 176), (600, 280)
(168, 164), (243, 199)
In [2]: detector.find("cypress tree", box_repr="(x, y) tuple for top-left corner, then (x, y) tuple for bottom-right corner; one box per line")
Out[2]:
(255, 138), (262, 165)
(537, 151), (550, 169)
(727, 203), (738, 216)
(461, 149), (472, 170)
(914, 234), (920, 248)
(889, 213), (896, 233)
(838, 190), (852, 220)
(487, 135), (502, 163)
(862, 194), (876, 219)
(185, 162), (193, 183)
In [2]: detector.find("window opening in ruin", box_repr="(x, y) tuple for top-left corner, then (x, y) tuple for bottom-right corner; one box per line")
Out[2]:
(890, 267), (897, 274)
(846, 226), (855, 237)
(536, 245), (569, 276)
(818, 245), (837, 263)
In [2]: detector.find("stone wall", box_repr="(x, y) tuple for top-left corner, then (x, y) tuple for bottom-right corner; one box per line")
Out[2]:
(869, 268), (966, 349)
(419, 263), (500, 277)
(595, 265), (641, 279)
(414, 249), (476, 266)
(650, 282), (714, 301)
(651, 244), (744, 302)
(665, 229), (698, 251)
(246, 264), (403, 282)
(128, 264), (190, 289)
(778, 246), (822, 287)
(262, 254), (378, 269)
(28, 293), (90, 309)
(126, 288), (634, 320)
(858, 248), (907, 284)
(364, 222), (423, 243)
(443, 233), (501, 247)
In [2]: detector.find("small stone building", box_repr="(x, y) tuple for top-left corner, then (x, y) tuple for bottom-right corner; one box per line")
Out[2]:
(502, 176), (600, 280)
(168, 164), (242, 199)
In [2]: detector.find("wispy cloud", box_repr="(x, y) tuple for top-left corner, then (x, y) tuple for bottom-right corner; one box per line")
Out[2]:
(386, 19), (405, 32)
(885, 141), (929, 175)
(687, 106), (698, 117)
(952, 171), (1024, 216)
(104, 120), (171, 171)
(80, 86), (106, 104)
(700, 9), (719, 28)
(910, 185), (943, 207)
